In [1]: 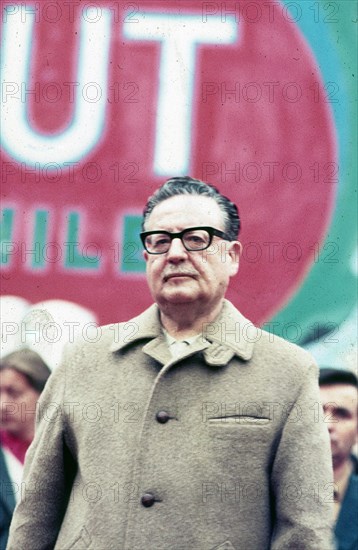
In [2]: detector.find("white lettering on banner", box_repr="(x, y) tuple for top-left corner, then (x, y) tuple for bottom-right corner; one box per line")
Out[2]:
(124, 14), (238, 176)
(0, 8), (111, 167)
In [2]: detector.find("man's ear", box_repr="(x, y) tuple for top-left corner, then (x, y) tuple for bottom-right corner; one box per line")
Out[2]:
(228, 241), (242, 276)
(143, 250), (149, 262)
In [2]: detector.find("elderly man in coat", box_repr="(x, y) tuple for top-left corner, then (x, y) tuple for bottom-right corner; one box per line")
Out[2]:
(7, 177), (334, 550)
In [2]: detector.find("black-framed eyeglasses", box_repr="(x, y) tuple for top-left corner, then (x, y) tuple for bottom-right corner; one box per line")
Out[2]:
(140, 226), (231, 254)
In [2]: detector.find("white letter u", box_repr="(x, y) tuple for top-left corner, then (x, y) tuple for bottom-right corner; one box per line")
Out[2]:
(0, 8), (111, 167)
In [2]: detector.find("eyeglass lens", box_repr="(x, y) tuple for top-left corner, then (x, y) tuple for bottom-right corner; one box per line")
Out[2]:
(145, 229), (211, 253)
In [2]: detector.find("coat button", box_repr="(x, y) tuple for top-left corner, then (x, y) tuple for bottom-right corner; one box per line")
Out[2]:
(141, 493), (155, 507)
(156, 411), (170, 424)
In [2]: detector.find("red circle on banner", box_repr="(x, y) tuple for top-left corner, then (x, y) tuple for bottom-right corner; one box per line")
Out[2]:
(0, 0), (336, 325)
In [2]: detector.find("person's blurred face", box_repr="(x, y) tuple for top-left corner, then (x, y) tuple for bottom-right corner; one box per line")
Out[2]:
(0, 368), (40, 440)
(143, 195), (241, 314)
(319, 383), (358, 469)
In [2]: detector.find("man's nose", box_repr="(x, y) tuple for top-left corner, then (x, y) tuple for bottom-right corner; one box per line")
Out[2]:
(166, 237), (188, 261)
(326, 416), (337, 432)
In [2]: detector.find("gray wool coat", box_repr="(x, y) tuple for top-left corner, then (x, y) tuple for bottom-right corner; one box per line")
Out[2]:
(7, 301), (334, 550)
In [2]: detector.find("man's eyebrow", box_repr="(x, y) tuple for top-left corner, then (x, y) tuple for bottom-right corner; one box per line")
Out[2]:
(335, 406), (353, 416)
(323, 404), (352, 417)
(1, 385), (22, 394)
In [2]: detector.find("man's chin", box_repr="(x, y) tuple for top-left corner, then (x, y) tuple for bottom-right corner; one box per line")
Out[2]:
(159, 289), (198, 305)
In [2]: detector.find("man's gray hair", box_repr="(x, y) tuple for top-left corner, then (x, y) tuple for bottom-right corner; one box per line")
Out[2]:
(142, 176), (240, 240)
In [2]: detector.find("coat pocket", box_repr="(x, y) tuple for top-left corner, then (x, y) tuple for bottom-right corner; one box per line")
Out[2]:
(207, 416), (274, 447)
(208, 415), (271, 426)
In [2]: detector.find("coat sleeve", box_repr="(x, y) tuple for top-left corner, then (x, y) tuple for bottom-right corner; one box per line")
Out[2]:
(270, 361), (336, 550)
(6, 357), (77, 550)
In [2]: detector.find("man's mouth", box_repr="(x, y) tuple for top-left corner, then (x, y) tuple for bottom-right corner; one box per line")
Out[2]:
(163, 272), (196, 282)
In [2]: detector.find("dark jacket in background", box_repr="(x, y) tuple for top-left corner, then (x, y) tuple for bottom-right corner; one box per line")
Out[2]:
(0, 447), (16, 550)
(334, 455), (358, 550)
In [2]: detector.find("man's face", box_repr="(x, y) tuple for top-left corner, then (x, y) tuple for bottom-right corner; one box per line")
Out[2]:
(143, 195), (241, 314)
(319, 383), (358, 468)
(0, 367), (40, 440)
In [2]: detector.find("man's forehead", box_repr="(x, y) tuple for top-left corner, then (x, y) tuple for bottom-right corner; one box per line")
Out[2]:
(145, 194), (224, 229)
(320, 383), (358, 407)
(0, 368), (29, 387)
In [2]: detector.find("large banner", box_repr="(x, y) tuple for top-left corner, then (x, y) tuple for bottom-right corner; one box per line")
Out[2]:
(1, 1), (357, 368)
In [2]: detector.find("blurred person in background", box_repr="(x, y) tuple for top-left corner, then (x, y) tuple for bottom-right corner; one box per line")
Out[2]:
(319, 367), (358, 550)
(0, 348), (51, 550)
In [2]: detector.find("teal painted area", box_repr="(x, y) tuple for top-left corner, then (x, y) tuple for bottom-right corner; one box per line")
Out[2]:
(272, 1), (357, 344)
(121, 215), (146, 273)
(31, 210), (48, 269)
(0, 208), (14, 265)
(283, 0), (349, 160)
(65, 212), (100, 269)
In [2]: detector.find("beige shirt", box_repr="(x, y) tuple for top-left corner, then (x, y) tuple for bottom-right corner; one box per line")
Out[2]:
(163, 331), (208, 359)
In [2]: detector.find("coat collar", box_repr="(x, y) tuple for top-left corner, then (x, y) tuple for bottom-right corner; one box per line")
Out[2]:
(109, 300), (255, 367)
